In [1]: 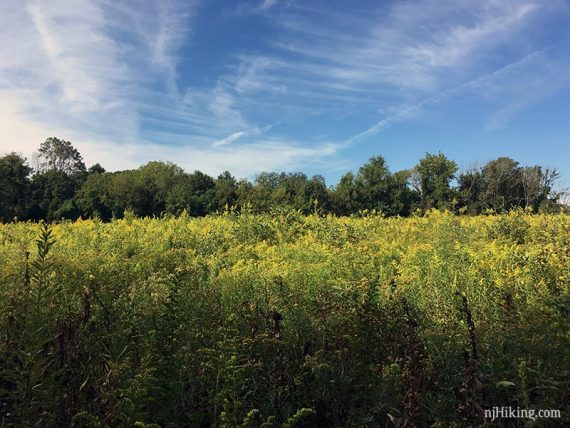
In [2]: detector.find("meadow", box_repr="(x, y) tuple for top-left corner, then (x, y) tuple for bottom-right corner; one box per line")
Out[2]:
(0, 210), (568, 427)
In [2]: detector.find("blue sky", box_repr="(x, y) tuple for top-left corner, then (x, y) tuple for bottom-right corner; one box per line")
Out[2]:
(1, 0), (569, 188)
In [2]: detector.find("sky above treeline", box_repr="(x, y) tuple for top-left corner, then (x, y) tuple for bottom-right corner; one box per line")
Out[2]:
(1, 0), (569, 187)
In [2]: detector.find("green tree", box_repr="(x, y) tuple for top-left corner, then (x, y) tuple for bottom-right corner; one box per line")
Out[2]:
(295, 175), (330, 213)
(457, 167), (485, 214)
(103, 172), (138, 218)
(75, 172), (114, 220)
(480, 157), (522, 211)
(88, 163), (106, 175)
(27, 137), (90, 220)
(415, 152), (458, 210)
(0, 153), (32, 221)
(214, 171), (238, 212)
(36, 137), (86, 174)
(331, 172), (358, 215)
(236, 179), (255, 211)
(272, 172), (308, 209)
(166, 170), (215, 216)
(354, 156), (393, 213)
(520, 166), (559, 211)
(251, 172), (282, 212)
(387, 169), (418, 216)
(29, 170), (79, 221)
(133, 162), (185, 216)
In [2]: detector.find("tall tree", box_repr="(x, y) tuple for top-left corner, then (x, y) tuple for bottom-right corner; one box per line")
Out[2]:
(295, 175), (330, 213)
(520, 166), (559, 210)
(29, 170), (79, 221)
(0, 153), (32, 221)
(458, 167), (485, 214)
(236, 179), (255, 211)
(415, 152), (458, 210)
(214, 171), (238, 212)
(75, 172), (114, 220)
(166, 170), (215, 216)
(251, 172), (282, 212)
(331, 172), (358, 215)
(134, 162), (185, 216)
(272, 172), (308, 209)
(36, 137), (86, 174)
(354, 156), (393, 212)
(480, 157), (522, 211)
(388, 169), (418, 216)
(88, 163), (106, 175)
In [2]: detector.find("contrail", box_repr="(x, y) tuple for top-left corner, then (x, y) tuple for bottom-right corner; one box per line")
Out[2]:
(343, 48), (550, 147)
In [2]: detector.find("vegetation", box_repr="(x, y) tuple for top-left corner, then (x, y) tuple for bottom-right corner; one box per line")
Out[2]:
(0, 137), (565, 223)
(1, 137), (567, 425)
(1, 210), (569, 426)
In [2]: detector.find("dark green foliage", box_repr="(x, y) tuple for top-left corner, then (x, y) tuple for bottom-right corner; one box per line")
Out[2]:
(0, 153), (31, 221)
(480, 157), (523, 211)
(0, 137), (565, 223)
(133, 162), (186, 216)
(458, 168), (485, 215)
(214, 171), (238, 212)
(354, 155), (393, 211)
(388, 169), (418, 217)
(75, 172), (115, 220)
(166, 170), (216, 216)
(458, 159), (561, 214)
(331, 172), (358, 215)
(88, 163), (106, 175)
(37, 137), (86, 175)
(29, 170), (80, 221)
(296, 175), (330, 213)
(414, 152), (458, 210)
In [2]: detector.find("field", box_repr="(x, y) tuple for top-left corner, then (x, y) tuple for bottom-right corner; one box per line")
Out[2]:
(0, 211), (569, 426)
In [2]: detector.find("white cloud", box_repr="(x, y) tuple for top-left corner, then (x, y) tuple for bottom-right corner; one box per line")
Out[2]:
(345, 47), (566, 144)
(403, 3), (538, 68)
(81, 138), (339, 179)
(212, 0), (566, 144)
(266, 1), (543, 92)
(0, 99), (339, 179)
(258, 0), (279, 11)
(0, 0), (162, 152)
(1, 0), (569, 178)
(235, 0), (282, 15)
(1, 0), (331, 176)
(212, 125), (272, 147)
(212, 131), (247, 147)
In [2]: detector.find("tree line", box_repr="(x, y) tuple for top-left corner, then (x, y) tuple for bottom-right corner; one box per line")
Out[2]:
(0, 137), (564, 222)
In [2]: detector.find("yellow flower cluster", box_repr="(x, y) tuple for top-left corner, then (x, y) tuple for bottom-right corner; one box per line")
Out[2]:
(0, 210), (569, 425)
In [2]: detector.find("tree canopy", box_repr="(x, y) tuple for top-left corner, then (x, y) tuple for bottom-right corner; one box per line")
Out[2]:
(36, 137), (86, 175)
(0, 138), (565, 222)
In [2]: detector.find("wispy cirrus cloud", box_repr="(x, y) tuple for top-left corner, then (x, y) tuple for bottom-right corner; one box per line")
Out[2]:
(345, 46), (570, 144)
(257, 0), (279, 12)
(0, 0), (342, 177)
(233, 0), (542, 95)
(1, 0), (569, 181)
(1, 0), (192, 139)
(213, 125), (272, 147)
(223, 0), (570, 144)
(235, 0), (283, 15)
